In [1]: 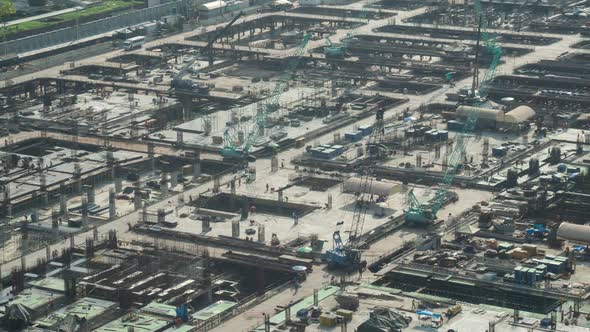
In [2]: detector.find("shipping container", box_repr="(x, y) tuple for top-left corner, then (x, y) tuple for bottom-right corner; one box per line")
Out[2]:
(332, 145), (345, 153)
(344, 131), (363, 141)
(492, 146), (507, 157)
(447, 120), (465, 131)
(358, 124), (373, 135)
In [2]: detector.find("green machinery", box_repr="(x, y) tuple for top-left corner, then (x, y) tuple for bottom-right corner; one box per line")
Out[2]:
(324, 36), (347, 59)
(171, 11), (244, 93)
(325, 108), (386, 268)
(323, 7), (367, 59)
(405, 2), (502, 225)
(221, 33), (312, 160)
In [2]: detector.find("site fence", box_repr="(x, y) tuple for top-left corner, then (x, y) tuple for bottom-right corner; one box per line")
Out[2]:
(0, 0), (187, 55)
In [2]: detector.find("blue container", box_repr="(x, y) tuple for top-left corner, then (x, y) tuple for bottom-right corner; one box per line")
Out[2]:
(492, 147), (507, 157)
(447, 120), (465, 131)
(425, 130), (438, 141)
(345, 131), (362, 141)
(438, 130), (449, 140)
(528, 268), (537, 285)
(332, 145), (344, 153)
(416, 127), (429, 135)
(310, 147), (324, 158)
(323, 148), (337, 158)
(546, 261), (562, 274)
(514, 266), (523, 283)
(567, 167), (581, 174)
(358, 124), (373, 135)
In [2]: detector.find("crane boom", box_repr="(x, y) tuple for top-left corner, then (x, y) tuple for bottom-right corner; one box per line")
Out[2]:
(171, 11), (244, 90)
(221, 33), (312, 159)
(325, 108), (385, 268)
(405, 0), (502, 225)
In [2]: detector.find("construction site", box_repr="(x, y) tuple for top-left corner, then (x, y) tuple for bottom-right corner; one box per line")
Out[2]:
(2, 0), (590, 330)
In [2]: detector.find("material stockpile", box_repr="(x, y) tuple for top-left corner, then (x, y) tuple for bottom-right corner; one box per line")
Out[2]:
(357, 308), (411, 332)
(309, 144), (346, 159)
(514, 255), (569, 285)
(508, 247), (529, 259)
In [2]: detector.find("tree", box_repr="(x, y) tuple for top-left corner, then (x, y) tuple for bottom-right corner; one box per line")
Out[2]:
(0, 0), (14, 54)
(0, 0), (15, 21)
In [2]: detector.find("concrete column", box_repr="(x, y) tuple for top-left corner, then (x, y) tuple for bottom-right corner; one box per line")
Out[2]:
(170, 171), (178, 188)
(207, 287), (213, 304)
(193, 162), (201, 182)
(178, 193), (185, 208)
(134, 188), (143, 210)
(176, 131), (184, 145)
(106, 151), (114, 167)
(160, 172), (169, 196)
(31, 209), (39, 223)
(40, 172), (47, 191)
(157, 209), (165, 224)
(148, 143), (156, 171)
(81, 196), (88, 228)
(213, 176), (220, 193)
(42, 191), (49, 205)
(270, 155), (278, 173)
(114, 176), (122, 193)
(84, 185), (95, 204)
(202, 218), (211, 233)
(59, 184), (67, 218)
(285, 306), (291, 324)
(231, 219), (239, 238)
(74, 180), (82, 194)
(141, 207), (147, 224)
(109, 188), (116, 220)
(258, 224), (265, 243)
(4, 204), (11, 223)
(51, 210), (59, 240)
(21, 223), (28, 256)
(249, 166), (256, 182)
(230, 179), (236, 195)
